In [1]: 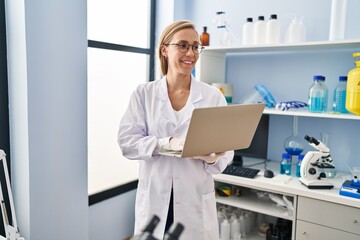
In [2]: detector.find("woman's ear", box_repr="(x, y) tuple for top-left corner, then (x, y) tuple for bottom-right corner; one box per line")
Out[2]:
(160, 45), (167, 58)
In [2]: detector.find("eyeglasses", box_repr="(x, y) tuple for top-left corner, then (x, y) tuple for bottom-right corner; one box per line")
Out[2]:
(166, 41), (204, 54)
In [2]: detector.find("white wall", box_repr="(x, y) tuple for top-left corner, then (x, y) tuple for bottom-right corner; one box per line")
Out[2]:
(89, 190), (136, 240)
(6, 0), (88, 239)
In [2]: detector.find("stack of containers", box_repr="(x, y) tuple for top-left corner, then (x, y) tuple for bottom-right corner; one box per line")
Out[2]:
(242, 14), (280, 45)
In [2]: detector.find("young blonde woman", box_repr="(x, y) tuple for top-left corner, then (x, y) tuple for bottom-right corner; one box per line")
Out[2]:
(118, 20), (234, 240)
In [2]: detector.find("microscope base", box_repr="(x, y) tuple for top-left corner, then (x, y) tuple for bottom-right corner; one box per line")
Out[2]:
(299, 177), (334, 189)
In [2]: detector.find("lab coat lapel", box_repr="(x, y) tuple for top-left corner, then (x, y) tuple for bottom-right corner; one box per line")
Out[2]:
(156, 76), (177, 125)
(177, 76), (203, 128)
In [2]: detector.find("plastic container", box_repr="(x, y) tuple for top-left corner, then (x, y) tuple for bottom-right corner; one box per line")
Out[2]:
(285, 16), (306, 43)
(220, 218), (230, 240)
(266, 14), (280, 44)
(254, 16), (266, 44)
(296, 154), (304, 177)
(241, 84), (276, 107)
(308, 75), (328, 112)
(280, 153), (292, 175)
(242, 17), (254, 45)
(346, 52), (360, 115)
(332, 76), (348, 113)
(329, 0), (347, 41)
(230, 216), (240, 240)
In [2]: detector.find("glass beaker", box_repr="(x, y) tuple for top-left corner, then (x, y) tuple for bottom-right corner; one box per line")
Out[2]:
(284, 116), (305, 156)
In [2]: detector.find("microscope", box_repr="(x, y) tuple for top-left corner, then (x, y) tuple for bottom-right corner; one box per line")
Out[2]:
(299, 135), (335, 189)
(131, 215), (184, 240)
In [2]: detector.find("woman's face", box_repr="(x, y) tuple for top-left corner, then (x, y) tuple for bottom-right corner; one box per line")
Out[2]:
(163, 28), (200, 77)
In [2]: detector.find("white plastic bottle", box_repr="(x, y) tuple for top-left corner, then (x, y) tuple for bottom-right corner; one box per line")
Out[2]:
(266, 14), (280, 44)
(329, 0), (347, 41)
(254, 16), (266, 44)
(242, 17), (254, 45)
(230, 215), (240, 240)
(220, 218), (230, 240)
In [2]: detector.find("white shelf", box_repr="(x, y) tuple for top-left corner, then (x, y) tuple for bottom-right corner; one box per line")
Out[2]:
(263, 108), (360, 120)
(202, 39), (360, 54)
(216, 194), (294, 221)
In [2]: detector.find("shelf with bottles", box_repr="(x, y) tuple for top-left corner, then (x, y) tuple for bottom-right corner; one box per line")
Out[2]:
(215, 184), (295, 221)
(201, 39), (360, 54)
(263, 108), (360, 120)
(196, 39), (360, 85)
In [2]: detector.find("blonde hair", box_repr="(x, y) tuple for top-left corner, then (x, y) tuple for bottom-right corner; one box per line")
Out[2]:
(158, 20), (198, 76)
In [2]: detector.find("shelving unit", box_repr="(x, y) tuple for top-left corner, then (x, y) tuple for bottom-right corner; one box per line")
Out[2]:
(263, 108), (360, 120)
(196, 39), (360, 86)
(216, 193), (294, 221)
(203, 40), (360, 239)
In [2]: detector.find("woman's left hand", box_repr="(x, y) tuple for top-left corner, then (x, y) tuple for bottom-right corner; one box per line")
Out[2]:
(193, 152), (225, 164)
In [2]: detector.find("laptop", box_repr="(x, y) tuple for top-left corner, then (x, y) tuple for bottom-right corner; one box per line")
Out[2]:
(159, 103), (266, 158)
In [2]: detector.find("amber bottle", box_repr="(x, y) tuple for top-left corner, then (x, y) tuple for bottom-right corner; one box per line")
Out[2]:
(200, 26), (210, 46)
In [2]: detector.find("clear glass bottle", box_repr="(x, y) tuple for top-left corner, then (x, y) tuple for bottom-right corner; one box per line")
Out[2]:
(280, 153), (292, 175)
(296, 154), (304, 177)
(284, 116), (304, 156)
(200, 26), (210, 46)
(333, 76), (348, 113)
(308, 75), (328, 112)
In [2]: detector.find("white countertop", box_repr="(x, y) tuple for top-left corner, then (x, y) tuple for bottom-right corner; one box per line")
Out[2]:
(213, 159), (360, 209)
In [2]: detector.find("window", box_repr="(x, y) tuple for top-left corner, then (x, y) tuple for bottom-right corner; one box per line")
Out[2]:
(87, 0), (155, 199)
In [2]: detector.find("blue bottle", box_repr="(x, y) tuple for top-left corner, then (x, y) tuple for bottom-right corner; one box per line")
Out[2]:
(308, 75), (328, 112)
(280, 153), (292, 175)
(296, 154), (304, 177)
(332, 76), (348, 113)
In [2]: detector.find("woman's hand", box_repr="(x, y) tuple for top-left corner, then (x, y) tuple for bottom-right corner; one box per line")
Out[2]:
(193, 152), (225, 164)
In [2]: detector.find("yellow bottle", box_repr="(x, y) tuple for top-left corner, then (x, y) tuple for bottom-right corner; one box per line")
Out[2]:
(346, 52), (360, 115)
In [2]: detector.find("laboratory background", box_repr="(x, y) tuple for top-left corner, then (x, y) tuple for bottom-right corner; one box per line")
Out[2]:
(1, 0), (360, 240)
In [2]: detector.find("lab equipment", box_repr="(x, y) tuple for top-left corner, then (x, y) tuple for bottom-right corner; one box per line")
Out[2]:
(266, 14), (280, 44)
(200, 26), (210, 46)
(346, 52), (360, 115)
(280, 153), (292, 176)
(241, 84), (276, 108)
(308, 75), (328, 112)
(230, 214), (240, 240)
(339, 177), (360, 199)
(242, 17), (254, 45)
(222, 165), (260, 179)
(0, 150), (25, 240)
(284, 116), (305, 156)
(131, 215), (184, 240)
(299, 135), (335, 189)
(131, 215), (160, 240)
(333, 76), (348, 113)
(213, 11), (238, 46)
(275, 101), (307, 111)
(211, 83), (233, 103)
(163, 222), (184, 240)
(254, 16), (266, 44)
(220, 218), (230, 240)
(285, 15), (306, 43)
(329, 0), (347, 41)
(296, 154), (304, 177)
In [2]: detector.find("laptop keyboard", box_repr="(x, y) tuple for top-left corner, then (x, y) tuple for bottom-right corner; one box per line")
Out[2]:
(222, 165), (260, 179)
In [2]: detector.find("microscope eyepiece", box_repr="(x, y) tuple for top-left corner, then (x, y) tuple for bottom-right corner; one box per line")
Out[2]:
(304, 135), (319, 145)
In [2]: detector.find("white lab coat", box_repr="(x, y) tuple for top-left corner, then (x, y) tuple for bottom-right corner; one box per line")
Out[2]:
(118, 76), (234, 240)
